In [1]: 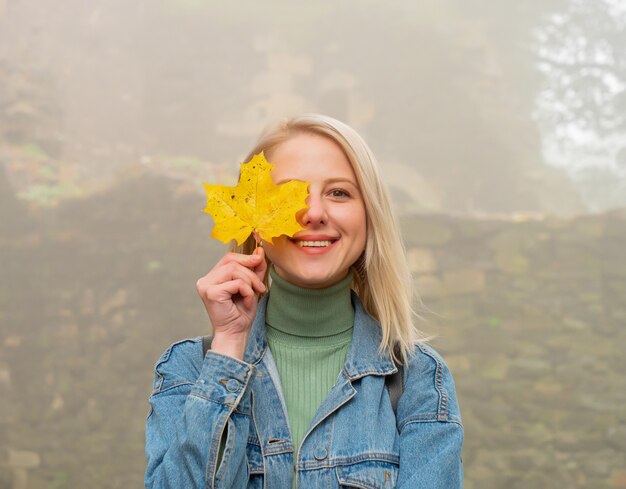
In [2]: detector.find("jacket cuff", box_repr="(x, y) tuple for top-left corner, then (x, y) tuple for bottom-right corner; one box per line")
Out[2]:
(191, 350), (254, 412)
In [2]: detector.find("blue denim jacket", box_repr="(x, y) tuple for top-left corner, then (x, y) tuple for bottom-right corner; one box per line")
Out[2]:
(145, 293), (463, 488)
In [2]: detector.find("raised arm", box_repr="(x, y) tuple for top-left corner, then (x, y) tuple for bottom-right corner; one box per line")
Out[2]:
(145, 339), (255, 488)
(146, 248), (267, 488)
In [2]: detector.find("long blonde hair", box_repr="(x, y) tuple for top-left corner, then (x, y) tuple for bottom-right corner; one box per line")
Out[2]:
(230, 114), (427, 363)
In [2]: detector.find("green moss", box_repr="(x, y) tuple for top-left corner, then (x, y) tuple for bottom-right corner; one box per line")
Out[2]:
(18, 184), (63, 205)
(487, 316), (502, 330)
(146, 260), (162, 272)
(17, 182), (82, 206)
(48, 470), (69, 489)
(170, 156), (205, 171)
(39, 165), (57, 178)
(21, 142), (48, 159)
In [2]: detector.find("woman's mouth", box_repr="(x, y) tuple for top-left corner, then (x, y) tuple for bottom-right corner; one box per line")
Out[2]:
(296, 240), (334, 247)
(288, 237), (339, 250)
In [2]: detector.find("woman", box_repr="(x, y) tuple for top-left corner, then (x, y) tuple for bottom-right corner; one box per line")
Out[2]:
(145, 114), (463, 488)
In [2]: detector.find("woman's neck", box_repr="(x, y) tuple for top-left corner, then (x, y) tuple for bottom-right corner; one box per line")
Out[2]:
(266, 266), (354, 338)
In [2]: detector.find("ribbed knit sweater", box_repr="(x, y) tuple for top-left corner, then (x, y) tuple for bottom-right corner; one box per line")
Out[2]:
(265, 267), (354, 479)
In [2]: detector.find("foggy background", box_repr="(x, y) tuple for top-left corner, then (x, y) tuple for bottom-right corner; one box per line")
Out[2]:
(1, 0), (625, 488)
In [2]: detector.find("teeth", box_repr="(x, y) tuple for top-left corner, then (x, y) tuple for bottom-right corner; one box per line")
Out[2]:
(297, 240), (333, 247)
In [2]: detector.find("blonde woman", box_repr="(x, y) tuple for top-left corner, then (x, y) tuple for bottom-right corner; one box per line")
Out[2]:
(145, 114), (463, 488)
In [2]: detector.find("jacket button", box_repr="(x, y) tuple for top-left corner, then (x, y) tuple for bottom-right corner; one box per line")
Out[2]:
(225, 379), (240, 392)
(314, 447), (328, 460)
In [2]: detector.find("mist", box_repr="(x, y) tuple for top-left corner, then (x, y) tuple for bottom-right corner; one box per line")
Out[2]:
(1, 1), (625, 488)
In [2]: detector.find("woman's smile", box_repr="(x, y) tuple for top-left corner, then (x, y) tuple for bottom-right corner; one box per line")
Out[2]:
(289, 234), (340, 253)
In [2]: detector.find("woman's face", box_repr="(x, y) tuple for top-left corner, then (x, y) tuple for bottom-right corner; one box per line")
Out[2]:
(261, 133), (367, 289)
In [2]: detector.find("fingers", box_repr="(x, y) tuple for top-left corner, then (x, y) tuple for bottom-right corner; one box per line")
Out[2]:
(216, 251), (264, 270)
(252, 246), (268, 284)
(209, 253), (266, 294)
(196, 252), (267, 306)
(220, 278), (256, 308)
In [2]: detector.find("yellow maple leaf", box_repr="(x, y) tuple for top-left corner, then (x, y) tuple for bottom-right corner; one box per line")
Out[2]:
(202, 152), (309, 246)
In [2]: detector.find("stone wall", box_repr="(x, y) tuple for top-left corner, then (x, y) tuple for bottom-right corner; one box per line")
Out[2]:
(1, 173), (625, 488)
(401, 212), (626, 488)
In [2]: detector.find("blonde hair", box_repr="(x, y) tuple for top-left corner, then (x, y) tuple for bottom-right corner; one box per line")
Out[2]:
(230, 114), (427, 363)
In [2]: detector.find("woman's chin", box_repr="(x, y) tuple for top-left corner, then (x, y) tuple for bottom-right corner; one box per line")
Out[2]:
(287, 269), (348, 289)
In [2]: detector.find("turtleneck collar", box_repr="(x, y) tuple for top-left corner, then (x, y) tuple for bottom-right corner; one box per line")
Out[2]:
(266, 266), (355, 339)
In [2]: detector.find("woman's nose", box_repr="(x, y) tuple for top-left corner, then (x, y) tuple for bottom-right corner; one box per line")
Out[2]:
(298, 194), (327, 226)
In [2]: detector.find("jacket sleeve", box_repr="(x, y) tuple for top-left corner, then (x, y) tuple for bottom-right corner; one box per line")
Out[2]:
(395, 344), (464, 488)
(145, 338), (255, 489)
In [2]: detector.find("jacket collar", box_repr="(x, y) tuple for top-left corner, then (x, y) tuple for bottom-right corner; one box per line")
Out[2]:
(244, 291), (397, 378)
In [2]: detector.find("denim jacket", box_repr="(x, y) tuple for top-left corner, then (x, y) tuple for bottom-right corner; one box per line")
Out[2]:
(145, 293), (463, 488)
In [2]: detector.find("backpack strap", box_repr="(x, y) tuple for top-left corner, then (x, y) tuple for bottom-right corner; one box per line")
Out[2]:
(201, 334), (405, 415)
(385, 359), (404, 416)
(202, 335), (212, 357)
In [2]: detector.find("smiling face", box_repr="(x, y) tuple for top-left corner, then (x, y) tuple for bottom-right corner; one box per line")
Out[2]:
(261, 132), (367, 289)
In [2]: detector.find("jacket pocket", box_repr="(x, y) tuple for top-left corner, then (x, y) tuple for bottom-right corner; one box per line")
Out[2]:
(335, 459), (398, 489)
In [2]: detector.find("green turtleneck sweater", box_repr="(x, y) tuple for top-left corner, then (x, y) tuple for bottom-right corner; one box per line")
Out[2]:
(265, 267), (354, 482)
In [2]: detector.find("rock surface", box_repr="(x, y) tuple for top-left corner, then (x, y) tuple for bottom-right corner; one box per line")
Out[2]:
(1, 175), (625, 488)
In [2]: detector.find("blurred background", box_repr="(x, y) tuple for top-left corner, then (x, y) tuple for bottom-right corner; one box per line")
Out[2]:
(0, 0), (625, 487)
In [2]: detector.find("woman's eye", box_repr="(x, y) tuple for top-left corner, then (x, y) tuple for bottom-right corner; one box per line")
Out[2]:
(329, 189), (350, 198)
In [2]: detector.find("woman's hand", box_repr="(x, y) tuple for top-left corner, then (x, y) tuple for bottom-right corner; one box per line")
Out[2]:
(195, 248), (267, 360)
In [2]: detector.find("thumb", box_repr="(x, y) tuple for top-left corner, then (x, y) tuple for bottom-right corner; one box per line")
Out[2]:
(253, 246), (268, 284)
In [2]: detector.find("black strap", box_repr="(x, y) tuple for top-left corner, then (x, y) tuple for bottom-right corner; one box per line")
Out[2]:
(202, 334), (212, 357)
(200, 335), (404, 415)
(386, 361), (404, 416)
